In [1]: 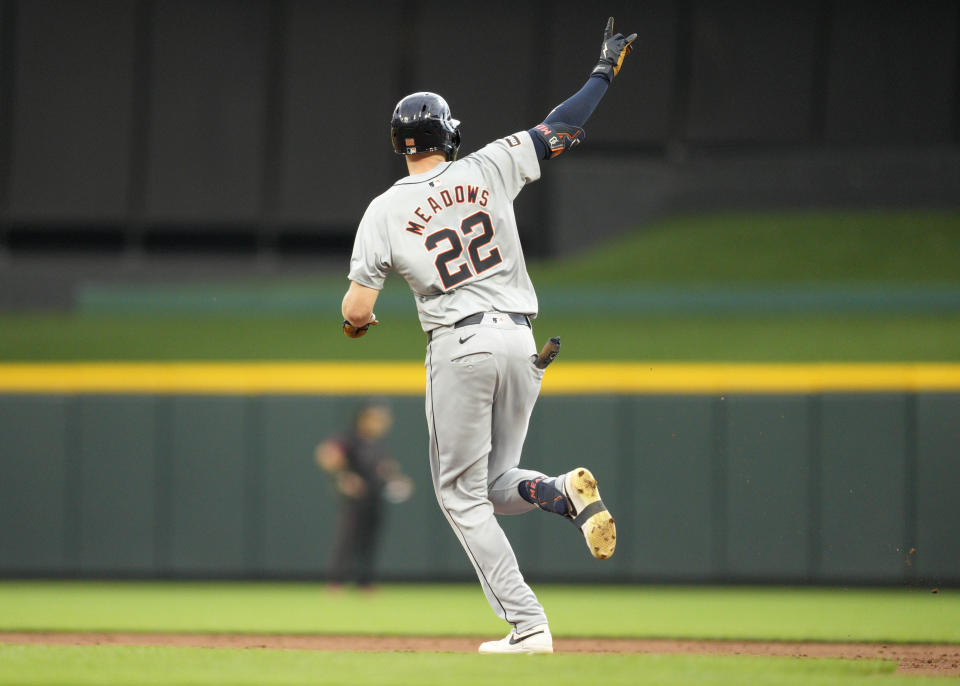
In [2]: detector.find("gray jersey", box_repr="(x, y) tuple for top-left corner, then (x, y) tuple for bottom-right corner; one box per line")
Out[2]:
(348, 132), (541, 331)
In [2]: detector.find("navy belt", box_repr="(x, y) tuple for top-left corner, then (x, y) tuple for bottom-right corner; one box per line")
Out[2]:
(428, 312), (530, 341)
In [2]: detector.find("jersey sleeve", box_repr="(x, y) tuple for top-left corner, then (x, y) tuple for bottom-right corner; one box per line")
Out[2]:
(347, 200), (391, 290)
(467, 131), (542, 200)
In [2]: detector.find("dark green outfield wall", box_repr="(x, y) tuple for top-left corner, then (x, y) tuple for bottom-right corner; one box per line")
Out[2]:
(1, 393), (958, 584)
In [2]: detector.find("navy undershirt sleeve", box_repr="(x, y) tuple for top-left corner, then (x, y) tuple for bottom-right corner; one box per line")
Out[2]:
(528, 73), (610, 160)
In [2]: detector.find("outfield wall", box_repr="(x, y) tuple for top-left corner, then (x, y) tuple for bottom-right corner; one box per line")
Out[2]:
(1, 366), (958, 584)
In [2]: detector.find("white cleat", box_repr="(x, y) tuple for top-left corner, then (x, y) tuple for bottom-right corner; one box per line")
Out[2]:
(478, 624), (553, 654)
(564, 467), (616, 560)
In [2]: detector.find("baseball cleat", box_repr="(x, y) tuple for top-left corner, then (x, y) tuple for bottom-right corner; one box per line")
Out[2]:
(564, 467), (616, 560)
(478, 624), (553, 654)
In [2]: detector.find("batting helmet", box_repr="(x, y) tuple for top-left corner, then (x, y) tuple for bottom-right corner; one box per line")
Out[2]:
(390, 92), (461, 160)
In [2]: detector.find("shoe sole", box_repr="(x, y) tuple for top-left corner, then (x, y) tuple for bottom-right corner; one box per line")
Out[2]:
(567, 468), (616, 560)
(478, 644), (553, 655)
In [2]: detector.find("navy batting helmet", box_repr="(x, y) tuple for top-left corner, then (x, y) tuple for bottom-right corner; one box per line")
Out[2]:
(390, 92), (461, 160)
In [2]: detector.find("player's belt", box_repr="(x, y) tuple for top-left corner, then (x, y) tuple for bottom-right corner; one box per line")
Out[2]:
(428, 311), (530, 341)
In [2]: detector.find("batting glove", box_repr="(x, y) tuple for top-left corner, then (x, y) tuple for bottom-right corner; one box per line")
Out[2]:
(343, 316), (378, 338)
(592, 17), (637, 81)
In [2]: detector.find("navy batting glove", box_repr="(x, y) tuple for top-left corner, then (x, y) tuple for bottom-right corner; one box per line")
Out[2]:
(591, 17), (637, 82)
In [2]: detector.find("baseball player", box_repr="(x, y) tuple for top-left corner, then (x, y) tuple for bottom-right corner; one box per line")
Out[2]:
(315, 401), (413, 588)
(341, 18), (636, 654)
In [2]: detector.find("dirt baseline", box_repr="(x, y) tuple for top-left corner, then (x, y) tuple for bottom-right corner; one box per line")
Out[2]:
(2, 632), (958, 676)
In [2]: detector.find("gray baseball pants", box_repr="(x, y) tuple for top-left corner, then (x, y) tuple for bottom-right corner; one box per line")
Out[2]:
(425, 312), (551, 632)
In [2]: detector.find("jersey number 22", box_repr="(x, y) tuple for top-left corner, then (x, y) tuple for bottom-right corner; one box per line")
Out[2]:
(425, 211), (502, 290)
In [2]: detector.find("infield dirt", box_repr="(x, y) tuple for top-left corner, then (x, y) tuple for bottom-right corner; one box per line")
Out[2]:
(1, 633), (957, 676)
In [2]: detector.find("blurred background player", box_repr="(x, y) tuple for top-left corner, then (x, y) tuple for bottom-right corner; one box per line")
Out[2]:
(314, 400), (413, 588)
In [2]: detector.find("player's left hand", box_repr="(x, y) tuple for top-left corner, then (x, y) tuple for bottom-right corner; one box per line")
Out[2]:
(592, 17), (637, 81)
(343, 316), (379, 338)
(385, 475), (414, 504)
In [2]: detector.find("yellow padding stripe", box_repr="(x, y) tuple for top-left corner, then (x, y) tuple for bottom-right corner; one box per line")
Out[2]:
(0, 362), (959, 394)
(544, 363), (960, 394)
(0, 363), (423, 395)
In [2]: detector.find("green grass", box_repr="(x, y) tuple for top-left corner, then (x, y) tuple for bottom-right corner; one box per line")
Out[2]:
(2, 583), (956, 686)
(1, 210), (958, 361)
(1, 312), (959, 361)
(1, 645), (928, 686)
(2, 582), (957, 643)
(528, 210), (960, 285)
